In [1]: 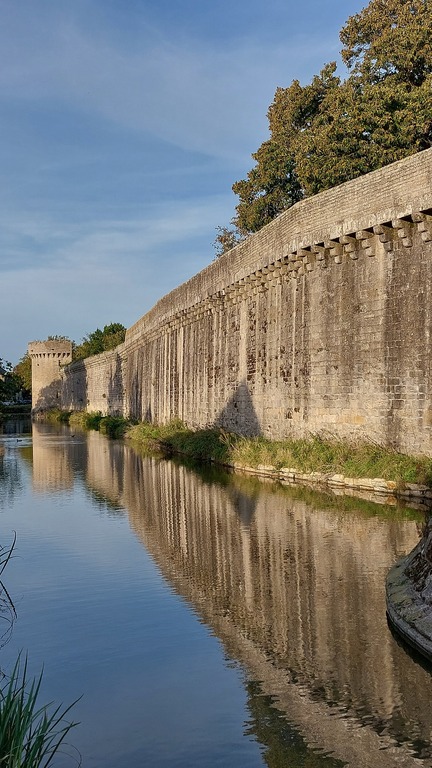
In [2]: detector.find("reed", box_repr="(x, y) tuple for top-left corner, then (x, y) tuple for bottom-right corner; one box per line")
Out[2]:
(0, 655), (79, 768)
(0, 536), (79, 767)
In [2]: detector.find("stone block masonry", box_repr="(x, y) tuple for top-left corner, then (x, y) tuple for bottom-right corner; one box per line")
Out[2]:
(38, 148), (432, 456)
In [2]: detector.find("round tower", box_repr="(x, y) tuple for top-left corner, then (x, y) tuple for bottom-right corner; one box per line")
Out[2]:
(28, 340), (73, 413)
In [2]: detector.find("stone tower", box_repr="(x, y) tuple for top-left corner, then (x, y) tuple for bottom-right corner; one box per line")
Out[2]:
(28, 340), (73, 413)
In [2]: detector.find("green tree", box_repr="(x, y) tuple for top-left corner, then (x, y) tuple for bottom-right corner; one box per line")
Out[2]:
(0, 360), (23, 403)
(232, 64), (339, 232)
(73, 323), (126, 360)
(299, 0), (432, 193)
(231, 0), (432, 233)
(340, 0), (432, 87)
(14, 353), (32, 396)
(213, 225), (245, 258)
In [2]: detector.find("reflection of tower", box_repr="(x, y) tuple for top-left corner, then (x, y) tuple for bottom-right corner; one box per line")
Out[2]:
(31, 422), (74, 492)
(28, 340), (72, 413)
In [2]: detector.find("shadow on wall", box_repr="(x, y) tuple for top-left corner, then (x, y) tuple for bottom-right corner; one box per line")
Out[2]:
(107, 353), (124, 416)
(63, 362), (88, 412)
(215, 380), (261, 437)
(32, 378), (65, 414)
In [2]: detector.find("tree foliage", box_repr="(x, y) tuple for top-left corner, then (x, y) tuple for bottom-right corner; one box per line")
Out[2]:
(73, 323), (126, 360)
(0, 360), (25, 404)
(213, 225), (245, 258)
(230, 0), (432, 234)
(13, 353), (32, 395)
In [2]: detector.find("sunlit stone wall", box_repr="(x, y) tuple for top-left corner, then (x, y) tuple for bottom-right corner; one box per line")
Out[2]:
(62, 347), (125, 416)
(28, 340), (72, 413)
(61, 149), (432, 454)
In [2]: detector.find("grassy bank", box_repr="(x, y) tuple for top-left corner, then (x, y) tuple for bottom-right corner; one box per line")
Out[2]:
(127, 420), (432, 488)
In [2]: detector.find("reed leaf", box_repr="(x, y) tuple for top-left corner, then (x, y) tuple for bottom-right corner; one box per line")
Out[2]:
(0, 654), (80, 767)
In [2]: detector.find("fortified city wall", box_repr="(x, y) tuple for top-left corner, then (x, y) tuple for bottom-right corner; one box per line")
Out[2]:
(36, 148), (432, 456)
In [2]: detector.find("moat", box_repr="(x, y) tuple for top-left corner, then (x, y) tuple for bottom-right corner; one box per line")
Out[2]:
(1, 420), (431, 767)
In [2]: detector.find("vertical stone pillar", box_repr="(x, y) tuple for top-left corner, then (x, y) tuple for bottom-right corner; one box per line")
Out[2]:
(28, 340), (73, 414)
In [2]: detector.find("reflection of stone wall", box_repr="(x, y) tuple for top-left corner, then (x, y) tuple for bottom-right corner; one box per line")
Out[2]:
(80, 436), (432, 760)
(59, 149), (432, 455)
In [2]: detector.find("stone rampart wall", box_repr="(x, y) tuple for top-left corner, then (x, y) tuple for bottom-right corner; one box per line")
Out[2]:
(62, 346), (125, 416)
(62, 149), (432, 455)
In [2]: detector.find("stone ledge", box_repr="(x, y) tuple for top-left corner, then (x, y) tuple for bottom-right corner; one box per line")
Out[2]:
(225, 462), (432, 506)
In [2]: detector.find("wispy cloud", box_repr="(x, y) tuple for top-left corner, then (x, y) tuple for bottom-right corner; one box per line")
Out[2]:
(0, 2), (338, 162)
(0, 193), (232, 356)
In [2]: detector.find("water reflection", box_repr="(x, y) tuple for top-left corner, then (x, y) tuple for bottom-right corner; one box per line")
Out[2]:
(26, 424), (432, 765)
(0, 418), (32, 509)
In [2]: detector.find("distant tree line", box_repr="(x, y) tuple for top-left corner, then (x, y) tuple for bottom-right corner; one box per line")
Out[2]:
(215, 0), (432, 255)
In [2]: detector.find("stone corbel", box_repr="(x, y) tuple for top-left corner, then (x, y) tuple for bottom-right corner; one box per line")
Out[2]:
(356, 229), (375, 257)
(290, 249), (310, 277)
(412, 212), (432, 242)
(310, 244), (327, 269)
(297, 246), (316, 272)
(324, 239), (343, 263)
(391, 218), (413, 248)
(340, 234), (359, 259)
(373, 224), (395, 251)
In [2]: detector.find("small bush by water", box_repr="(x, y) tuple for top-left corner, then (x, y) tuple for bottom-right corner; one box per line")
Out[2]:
(53, 410), (130, 438)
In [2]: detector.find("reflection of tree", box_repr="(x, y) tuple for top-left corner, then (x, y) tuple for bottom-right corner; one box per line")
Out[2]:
(0, 449), (23, 510)
(245, 680), (344, 768)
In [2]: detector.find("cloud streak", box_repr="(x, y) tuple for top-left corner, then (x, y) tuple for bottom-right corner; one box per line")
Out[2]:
(0, 3), (338, 162)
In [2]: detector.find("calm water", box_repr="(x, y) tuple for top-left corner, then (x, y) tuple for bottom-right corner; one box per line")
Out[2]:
(0, 420), (431, 768)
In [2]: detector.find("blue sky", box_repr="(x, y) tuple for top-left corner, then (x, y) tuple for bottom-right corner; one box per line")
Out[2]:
(0, 0), (362, 365)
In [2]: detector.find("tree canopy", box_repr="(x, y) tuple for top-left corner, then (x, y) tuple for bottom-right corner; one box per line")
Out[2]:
(13, 353), (32, 395)
(230, 0), (432, 235)
(73, 323), (126, 360)
(0, 359), (26, 404)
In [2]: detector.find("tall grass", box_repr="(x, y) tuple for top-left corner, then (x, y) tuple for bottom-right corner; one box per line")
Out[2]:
(0, 655), (79, 768)
(127, 421), (432, 487)
(0, 536), (16, 649)
(0, 536), (79, 767)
